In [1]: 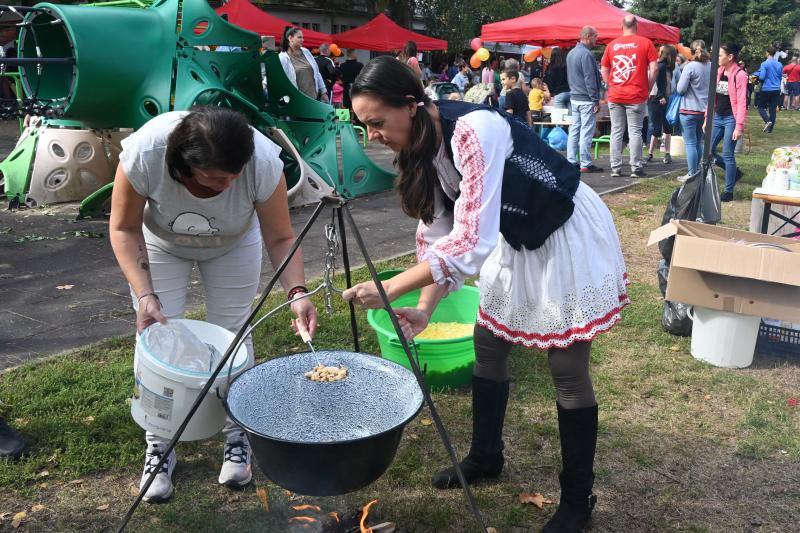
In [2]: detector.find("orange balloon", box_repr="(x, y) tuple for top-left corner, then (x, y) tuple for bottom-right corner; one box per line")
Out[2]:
(330, 43), (341, 57)
(677, 44), (693, 60)
(470, 53), (482, 69)
(524, 49), (541, 62)
(541, 47), (553, 59)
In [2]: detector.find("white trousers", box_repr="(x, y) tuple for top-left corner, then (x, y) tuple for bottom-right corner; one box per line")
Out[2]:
(132, 224), (262, 448)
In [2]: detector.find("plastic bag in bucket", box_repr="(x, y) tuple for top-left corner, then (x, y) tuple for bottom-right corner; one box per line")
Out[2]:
(132, 319), (250, 441)
(140, 321), (220, 372)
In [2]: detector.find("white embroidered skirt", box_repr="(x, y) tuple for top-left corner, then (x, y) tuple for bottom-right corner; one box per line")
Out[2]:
(476, 182), (629, 350)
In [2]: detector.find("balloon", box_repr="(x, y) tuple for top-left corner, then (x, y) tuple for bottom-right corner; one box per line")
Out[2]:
(677, 43), (693, 60)
(541, 47), (553, 59)
(470, 37), (483, 52)
(524, 49), (541, 62)
(469, 53), (482, 69)
(476, 47), (490, 62)
(330, 43), (341, 57)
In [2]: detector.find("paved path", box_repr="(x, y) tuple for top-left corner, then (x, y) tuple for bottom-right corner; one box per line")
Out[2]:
(0, 119), (680, 368)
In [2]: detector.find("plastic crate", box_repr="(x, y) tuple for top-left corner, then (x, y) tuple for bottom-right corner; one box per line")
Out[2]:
(756, 321), (800, 356)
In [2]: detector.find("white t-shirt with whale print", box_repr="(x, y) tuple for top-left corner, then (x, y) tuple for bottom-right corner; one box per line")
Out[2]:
(119, 111), (283, 261)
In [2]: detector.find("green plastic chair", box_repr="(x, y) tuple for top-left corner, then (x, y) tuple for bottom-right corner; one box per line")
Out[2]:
(593, 134), (611, 159)
(335, 108), (367, 148)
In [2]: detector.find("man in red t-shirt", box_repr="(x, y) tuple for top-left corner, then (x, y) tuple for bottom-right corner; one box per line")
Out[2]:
(600, 15), (658, 178)
(783, 57), (800, 110)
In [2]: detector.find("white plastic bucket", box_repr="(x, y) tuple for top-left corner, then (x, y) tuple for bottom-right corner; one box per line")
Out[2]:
(688, 307), (760, 368)
(131, 319), (250, 441)
(671, 135), (685, 157)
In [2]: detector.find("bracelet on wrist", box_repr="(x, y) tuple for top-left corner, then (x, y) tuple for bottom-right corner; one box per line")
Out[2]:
(287, 285), (308, 301)
(137, 292), (160, 303)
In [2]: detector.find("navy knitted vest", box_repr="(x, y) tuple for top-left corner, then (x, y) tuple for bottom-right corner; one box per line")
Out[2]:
(435, 100), (579, 251)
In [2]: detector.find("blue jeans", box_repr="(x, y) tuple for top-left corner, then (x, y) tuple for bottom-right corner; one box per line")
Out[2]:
(757, 90), (781, 128)
(679, 113), (704, 175)
(567, 102), (597, 167)
(710, 114), (737, 193)
(553, 91), (571, 109)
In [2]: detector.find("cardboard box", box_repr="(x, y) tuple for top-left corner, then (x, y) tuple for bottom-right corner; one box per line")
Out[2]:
(648, 220), (800, 322)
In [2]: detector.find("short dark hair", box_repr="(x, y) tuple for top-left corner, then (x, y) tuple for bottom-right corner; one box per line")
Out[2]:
(504, 69), (519, 81)
(767, 46), (776, 56)
(281, 26), (302, 52)
(166, 107), (255, 182)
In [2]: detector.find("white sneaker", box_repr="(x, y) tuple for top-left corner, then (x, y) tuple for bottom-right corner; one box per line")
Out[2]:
(140, 444), (176, 503)
(677, 173), (691, 183)
(218, 433), (252, 487)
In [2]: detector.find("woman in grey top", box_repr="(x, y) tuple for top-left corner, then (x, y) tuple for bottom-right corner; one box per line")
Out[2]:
(675, 40), (711, 177)
(110, 107), (317, 503)
(278, 27), (329, 102)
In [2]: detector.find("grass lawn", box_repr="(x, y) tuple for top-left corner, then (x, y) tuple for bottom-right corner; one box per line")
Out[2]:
(1, 109), (799, 532)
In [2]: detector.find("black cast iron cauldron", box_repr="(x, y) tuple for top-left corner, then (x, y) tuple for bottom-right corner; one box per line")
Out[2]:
(225, 351), (424, 496)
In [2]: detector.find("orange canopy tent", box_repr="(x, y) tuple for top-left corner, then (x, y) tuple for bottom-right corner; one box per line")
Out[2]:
(481, 0), (680, 46)
(332, 13), (448, 52)
(215, 0), (332, 48)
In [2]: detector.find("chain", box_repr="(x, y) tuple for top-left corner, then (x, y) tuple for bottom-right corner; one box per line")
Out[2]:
(323, 220), (339, 317)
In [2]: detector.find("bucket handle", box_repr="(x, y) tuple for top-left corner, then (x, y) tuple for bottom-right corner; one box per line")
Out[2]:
(222, 285), (327, 397)
(686, 306), (694, 321)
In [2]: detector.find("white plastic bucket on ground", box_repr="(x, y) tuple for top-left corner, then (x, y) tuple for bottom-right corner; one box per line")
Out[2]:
(131, 319), (250, 441)
(671, 136), (685, 157)
(688, 307), (760, 368)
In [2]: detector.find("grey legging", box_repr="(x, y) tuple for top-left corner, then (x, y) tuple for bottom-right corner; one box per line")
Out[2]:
(473, 325), (596, 409)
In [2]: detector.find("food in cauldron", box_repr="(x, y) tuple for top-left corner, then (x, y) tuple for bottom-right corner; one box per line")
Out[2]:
(304, 364), (348, 382)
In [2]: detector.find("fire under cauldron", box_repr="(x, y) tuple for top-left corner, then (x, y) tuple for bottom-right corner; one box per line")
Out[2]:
(226, 351), (424, 496)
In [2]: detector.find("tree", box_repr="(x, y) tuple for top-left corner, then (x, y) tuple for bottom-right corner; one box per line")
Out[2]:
(418, 0), (555, 52)
(632, 0), (800, 61)
(740, 13), (796, 66)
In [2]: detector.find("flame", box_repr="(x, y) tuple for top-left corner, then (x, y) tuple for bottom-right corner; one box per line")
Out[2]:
(328, 511), (340, 523)
(288, 516), (317, 524)
(360, 499), (379, 533)
(291, 504), (323, 512)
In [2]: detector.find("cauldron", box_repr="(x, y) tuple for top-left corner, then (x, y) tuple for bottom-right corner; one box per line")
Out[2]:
(225, 351), (424, 496)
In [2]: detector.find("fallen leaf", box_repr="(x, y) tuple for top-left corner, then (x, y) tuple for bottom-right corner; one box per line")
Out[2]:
(670, 345), (680, 352)
(11, 511), (26, 528)
(83, 416), (95, 423)
(0, 512), (12, 520)
(39, 483), (48, 489)
(129, 484), (140, 497)
(56, 285), (75, 290)
(788, 398), (798, 407)
(420, 418), (432, 426)
(68, 479), (84, 485)
(486, 528), (498, 533)
(227, 494), (240, 503)
(30, 504), (45, 513)
(95, 503), (109, 511)
(704, 394), (712, 401)
(255, 487), (270, 513)
(13, 418), (28, 427)
(38, 470), (50, 478)
(518, 492), (554, 509)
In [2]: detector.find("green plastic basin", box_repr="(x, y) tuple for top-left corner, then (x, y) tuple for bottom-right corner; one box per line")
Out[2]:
(367, 273), (479, 390)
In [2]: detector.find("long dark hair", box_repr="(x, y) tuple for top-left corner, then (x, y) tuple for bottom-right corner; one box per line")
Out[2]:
(351, 56), (439, 224)
(281, 26), (301, 52)
(721, 42), (741, 63)
(549, 47), (566, 69)
(166, 106), (255, 182)
(400, 40), (418, 63)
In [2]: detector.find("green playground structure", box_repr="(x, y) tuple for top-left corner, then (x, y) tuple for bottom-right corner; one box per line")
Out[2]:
(2, 0), (394, 216)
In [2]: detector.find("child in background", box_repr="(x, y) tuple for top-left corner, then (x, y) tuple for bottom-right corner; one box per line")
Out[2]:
(528, 77), (549, 121)
(501, 70), (530, 125)
(332, 77), (344, 108)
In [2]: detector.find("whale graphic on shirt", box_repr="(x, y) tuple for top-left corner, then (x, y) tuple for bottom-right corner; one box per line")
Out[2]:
(169, 212), (220, 236)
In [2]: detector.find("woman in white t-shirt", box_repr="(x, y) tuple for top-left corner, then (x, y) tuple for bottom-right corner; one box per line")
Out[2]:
(110, 107), (317, 503)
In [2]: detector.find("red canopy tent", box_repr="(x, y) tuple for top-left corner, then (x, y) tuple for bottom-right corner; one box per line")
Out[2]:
(481, 0), (680, 46)
(332, 13), (448, 52)
(215, 0), (332, 48)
